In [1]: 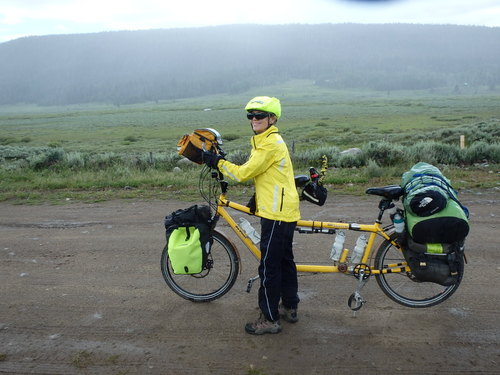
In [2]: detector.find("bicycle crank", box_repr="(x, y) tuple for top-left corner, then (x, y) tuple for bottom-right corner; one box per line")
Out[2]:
(352, 263), (371, 280)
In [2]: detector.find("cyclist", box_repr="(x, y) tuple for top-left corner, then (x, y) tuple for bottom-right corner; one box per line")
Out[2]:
(202, 96), (301, 335)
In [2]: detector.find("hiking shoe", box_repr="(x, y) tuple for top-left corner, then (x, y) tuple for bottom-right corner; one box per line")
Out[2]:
(278, 303), (298, 323)
(245, 314), (282, 335)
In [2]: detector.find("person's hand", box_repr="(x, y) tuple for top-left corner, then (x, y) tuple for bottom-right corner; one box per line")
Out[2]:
(202, 150), (224, 169)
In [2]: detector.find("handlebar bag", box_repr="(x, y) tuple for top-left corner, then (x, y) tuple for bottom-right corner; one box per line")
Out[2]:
(177, 128), (222, 164)
(301, 181), (327, 206)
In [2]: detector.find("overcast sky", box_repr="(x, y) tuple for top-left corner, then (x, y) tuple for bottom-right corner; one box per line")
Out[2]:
(1, 0), (499, 43)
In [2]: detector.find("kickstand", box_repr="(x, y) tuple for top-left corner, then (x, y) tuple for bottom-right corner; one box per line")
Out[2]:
(246, 275), (259, 293)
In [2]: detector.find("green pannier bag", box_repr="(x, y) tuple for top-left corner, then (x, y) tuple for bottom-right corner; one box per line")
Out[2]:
(401, 162), (469, 244)
(167, 226), (207, 274)
(164, 205), (213, 275)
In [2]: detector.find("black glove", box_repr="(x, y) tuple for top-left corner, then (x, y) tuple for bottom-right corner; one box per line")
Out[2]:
(246, 193), (256, 214)
(202, 150), (224, 169)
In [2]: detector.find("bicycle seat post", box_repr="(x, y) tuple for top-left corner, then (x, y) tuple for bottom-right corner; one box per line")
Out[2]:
(377, 198), (393, 223)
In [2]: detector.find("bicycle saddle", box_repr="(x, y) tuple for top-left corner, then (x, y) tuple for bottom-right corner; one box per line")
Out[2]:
(365, 185), (403, 200)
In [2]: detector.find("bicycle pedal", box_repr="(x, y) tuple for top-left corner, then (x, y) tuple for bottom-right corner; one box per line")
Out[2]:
(246, 280), (253, 293)
(246, 275), (259, 293)
(348, 292), (365, 311)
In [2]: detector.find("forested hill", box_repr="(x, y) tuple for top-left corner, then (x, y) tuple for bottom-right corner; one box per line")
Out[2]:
(1, 23), (499, 106)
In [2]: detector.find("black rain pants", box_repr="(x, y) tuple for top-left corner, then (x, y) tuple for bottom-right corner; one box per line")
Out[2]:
(258, 218), (299, 322)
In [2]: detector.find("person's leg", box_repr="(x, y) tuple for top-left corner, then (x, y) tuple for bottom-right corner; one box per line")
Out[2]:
(257, 218), (284, 322)
(278, 221), (300, 323)
(280, 221), (299, 309)
(245, 219), (285, 334)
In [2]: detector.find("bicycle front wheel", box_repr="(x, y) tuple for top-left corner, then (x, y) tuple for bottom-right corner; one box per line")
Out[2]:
(161, 230), (239, 302)
(374, 236), (463, 308)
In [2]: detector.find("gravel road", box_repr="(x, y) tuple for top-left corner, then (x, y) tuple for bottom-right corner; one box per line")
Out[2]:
(1, 189), (499, 374)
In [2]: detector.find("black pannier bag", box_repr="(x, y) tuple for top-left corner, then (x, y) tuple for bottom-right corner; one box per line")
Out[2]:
(164, 205), (214, 274)
(403, 237), (464, 286)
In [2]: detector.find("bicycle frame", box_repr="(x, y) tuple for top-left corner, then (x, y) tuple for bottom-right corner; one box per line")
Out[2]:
(216, 192), (407, 276)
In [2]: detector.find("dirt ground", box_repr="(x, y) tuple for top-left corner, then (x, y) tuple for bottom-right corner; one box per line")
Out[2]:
(1, 188), (499, 375)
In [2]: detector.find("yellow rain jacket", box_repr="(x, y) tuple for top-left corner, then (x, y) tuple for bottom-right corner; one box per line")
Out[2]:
(218, 125), (300, 222)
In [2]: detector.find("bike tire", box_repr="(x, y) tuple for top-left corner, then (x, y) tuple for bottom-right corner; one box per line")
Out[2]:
(161, 230), (239, 302)
(374, 235), (463, 308)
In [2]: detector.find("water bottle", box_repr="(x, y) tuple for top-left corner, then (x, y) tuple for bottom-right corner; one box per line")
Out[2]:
(393, 212), (405, 235)
(330, 230), (346, 262)
(238, 217), (261, 244)
(350, 234), (367, 265)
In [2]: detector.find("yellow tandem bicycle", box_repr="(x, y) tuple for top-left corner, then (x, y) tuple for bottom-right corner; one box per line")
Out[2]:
(161, 158), (464, 311)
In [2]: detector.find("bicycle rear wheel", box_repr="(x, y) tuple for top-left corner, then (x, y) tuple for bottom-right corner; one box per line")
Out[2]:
(374, 235), (463, 308)
(161, 230), (239, 302)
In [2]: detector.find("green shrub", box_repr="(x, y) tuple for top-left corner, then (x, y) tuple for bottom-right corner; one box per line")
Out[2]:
(464, 141), (500, 163)
(223, 133), (241, 141)
(226, 149), (249, 165)
(64, 152), (86, 169)
(28, 148), (64, 170)
(366, 159), (384, 178)
(292, 146), (340, 168)
(404, 142), (462, 165)
(159, 152), (186, 170)
(123, 135), (140, 142)
(0, 146), (28, 159)
(337, 152), (365, 168)
(0, 136), (16, 145)
(363, 141), (405, 166)
(87, 152), (120, 169)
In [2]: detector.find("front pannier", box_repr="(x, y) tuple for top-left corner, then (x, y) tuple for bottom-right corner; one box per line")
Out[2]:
(164, 205), (213, 275)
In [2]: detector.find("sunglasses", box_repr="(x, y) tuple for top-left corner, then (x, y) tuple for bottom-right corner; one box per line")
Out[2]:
(246, 112), (269, 120)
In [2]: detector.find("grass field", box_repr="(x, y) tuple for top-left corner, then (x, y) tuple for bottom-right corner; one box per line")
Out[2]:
(1, 80), (499, 203)
(1, 80), (499, 152)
